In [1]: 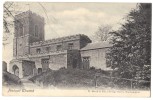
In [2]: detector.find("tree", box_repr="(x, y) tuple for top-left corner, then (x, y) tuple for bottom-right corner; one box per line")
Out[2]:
(107, 3), (151, 82)
(3, 2), (14, 33)
(3, 2), (15, 47)
(94, 24), (112, 42)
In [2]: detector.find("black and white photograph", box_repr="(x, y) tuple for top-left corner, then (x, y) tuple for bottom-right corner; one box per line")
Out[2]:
(2, 1), (151, 97)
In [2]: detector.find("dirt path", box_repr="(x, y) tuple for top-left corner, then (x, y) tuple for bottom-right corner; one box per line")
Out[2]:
(20, 77), (40, 88)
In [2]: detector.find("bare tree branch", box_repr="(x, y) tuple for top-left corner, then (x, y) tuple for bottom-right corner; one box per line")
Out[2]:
(94, 24), (112, 42)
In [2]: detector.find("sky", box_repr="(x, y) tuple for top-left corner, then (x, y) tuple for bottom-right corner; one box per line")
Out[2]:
(3, 2), (137, 63)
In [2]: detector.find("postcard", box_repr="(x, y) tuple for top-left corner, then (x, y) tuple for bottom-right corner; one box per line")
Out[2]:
(2, 2), (151, 97)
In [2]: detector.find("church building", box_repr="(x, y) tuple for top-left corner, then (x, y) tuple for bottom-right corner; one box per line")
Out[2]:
(9, 11), (112, 78)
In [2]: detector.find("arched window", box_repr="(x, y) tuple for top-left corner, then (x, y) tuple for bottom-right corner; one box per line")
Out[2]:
(12, 65), (19, 76)
(35, 25), (38, 37)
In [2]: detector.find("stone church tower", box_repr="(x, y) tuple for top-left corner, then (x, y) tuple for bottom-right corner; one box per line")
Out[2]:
(10, 11), (45, 78)
(13, 11), (45, 58)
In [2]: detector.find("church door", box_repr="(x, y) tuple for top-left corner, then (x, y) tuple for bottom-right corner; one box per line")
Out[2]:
(41, 59), (49, 72)
(38, 68), (42, 74)
(12, 65), (19, 77)
(82, 57), (90, 69)
(73, 58), (78, 68)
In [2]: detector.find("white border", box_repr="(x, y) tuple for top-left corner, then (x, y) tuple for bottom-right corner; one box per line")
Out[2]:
(0, 0), (152, 100)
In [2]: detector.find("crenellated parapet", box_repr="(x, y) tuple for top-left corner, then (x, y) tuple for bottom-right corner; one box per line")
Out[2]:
(30, 34), (90, 47)
(15, 11), (30, 20)
(14, 10), (44, 23)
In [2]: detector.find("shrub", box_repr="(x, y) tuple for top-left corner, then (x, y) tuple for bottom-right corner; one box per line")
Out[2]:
(3, 71), (22, 87)
(89, 66), (95, 70)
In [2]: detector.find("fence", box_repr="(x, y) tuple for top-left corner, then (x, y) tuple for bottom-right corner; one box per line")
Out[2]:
(94, 75), (150, 90)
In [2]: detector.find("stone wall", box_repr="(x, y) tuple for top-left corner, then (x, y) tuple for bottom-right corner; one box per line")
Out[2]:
(29, 40), (80, 55)
(15, 36), (29, 57)
(30, 57), (42, 69)
(14, 11), (30, 37)
(13, 11), (44, 58)
(30, 34), (80, 46)
(67, 50), (81, 69)
(2, 61), (7, 72)
(9, 60), (36, 78)
(29, 11), (45, 43)
(81, 48), (109, 70)
(22, 60), (36, 77)
(26, 51), (67, 71)
(9, 60), (23, 78)
(14, 12), (30, 57)
(29, 34), (92, 55)
(49, 54), (67, 70)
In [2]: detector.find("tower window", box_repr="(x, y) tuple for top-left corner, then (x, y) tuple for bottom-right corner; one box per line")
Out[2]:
(36, 48), (41, 54)
(35, 25), (38, 37)
(20, 24), (24, 36)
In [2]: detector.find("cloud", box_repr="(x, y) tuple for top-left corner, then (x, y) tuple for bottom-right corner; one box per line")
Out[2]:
(45, 7), (126, 40)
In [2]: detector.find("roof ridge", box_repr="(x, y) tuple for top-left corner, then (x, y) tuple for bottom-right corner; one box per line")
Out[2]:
(81, 42), (112, 50)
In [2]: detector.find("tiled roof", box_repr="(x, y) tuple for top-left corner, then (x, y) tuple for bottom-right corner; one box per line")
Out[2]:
(81, 42), (112, 51)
